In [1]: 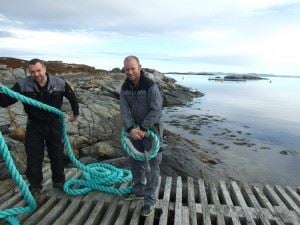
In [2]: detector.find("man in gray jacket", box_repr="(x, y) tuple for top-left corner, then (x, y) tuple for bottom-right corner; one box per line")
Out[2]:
(120, 55), (163, 217)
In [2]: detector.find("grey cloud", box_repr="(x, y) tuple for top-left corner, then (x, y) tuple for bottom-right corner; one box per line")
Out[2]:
(0, 30), (15, 38)
(0, 0), (228, 34)
(1, 0), (299, 36)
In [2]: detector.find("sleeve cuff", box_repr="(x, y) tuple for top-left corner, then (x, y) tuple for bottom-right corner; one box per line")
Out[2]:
(140, 126), (147, 131)
(126, 125), (135, 133)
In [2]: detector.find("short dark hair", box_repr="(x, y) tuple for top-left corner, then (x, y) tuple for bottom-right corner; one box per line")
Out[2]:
(124, 55), (140, 65)
(28, 58), (45, 67)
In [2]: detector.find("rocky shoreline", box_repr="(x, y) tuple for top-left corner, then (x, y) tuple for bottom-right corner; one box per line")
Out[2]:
(1, 57), (229, 184)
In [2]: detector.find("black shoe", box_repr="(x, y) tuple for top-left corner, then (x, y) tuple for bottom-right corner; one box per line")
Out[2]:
(141, 205), (154, 217)
(53, 182), (64, 190)
(123, 194), (144, 201)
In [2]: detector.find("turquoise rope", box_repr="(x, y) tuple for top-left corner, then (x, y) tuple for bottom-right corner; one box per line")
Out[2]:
(0, 85), (132, 201)
(121, 128), (160, 161)
(0, 129), (37, 225)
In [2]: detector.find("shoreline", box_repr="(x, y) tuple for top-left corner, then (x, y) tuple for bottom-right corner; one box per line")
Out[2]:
(163, 104), (300, 187)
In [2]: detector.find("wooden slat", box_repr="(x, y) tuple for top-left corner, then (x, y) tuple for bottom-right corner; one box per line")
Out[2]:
(275, 186), (300, 214)
(210, 182), (226, 225)
(144, 176), (162, 225)
(52, 198), (82, 225)
(114, 200), (131, 225)
(264, 185), (299, 224)
(242, 183), (272, 225)
(129, 200), (143, 225)
(253, 186), (275, 214)
(0, 193), (22, 210)
(198, 178), (211, 225)
(174, 176), (182, 225)
(159, 176), (172, 225)
(99, 199), (120, 225)
(37, 198), (69, 225)
(0, 189), (14, 204)
(182, 206), (190, 225)
(187, 177), (197, 225)
(219, 181), (240, 225)
(84, 201), (105, 225)
(69, 200), (95, 225)
(230, 181), (256, 225)
(251, 185), (288, 225)
(286, 186), (300, 207)
(23, 197), (58, 225)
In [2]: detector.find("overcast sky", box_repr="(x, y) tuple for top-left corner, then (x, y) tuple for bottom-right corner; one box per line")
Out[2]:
(1, 0), (300, 75)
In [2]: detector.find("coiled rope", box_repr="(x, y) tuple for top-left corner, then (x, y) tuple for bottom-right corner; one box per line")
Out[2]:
(121, 128), (160, 161)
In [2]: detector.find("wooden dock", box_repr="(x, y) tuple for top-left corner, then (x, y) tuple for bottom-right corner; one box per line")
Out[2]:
(0, 167), (299, 225)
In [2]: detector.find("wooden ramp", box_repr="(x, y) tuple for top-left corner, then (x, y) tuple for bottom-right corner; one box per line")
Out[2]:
(0, 167), (300, 225)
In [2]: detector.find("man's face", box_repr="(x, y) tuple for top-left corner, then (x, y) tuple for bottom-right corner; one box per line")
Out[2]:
(28, 62), (47, 83)
(124, 59), (141, 83)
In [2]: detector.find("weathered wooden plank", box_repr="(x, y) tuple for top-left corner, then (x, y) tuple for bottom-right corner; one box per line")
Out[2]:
(159, 176), (172, 225)
(187, 177), (197, 225)
(174, 176), (182, 225)
(275, 185), (300, 215)
(0, 193), (22, 210)
(0, 181), (16, 197)
(113, 182), (133, 225)
(252, 186), (275, 214)
(182, 206), (190, 225)
(68, 200), (95, 225)
(219, 181), (240, 225)
(230, 181), (256, 225)
(264, 185), (283, 207)
(264, 185), (299, 225)
(52, 198), (82, 225)
(23, 197), (57, 225)
(100, 199), (120, 225)
(251, 185), (289, 225)
(198, 178), (211, 225)
(242, 183), (272, 225)
(114, 200), (131, 225)
(219, 181), (233, 206)
(129, 200), (144, 225)
(17, 196), (50, 223)
(144, 175), (162, 225)
(37, 198), (69, 225)
(84, 201), (105, 225)
(0, 189), (14, 204)
(209, 182), (226, 225)
(286, 186), (300, 207)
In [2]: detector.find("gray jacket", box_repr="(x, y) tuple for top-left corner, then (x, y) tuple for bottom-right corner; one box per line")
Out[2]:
(120, 71), (163, 138)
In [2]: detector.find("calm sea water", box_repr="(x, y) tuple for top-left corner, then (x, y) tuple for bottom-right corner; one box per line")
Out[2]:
(165, 74), (300, 185)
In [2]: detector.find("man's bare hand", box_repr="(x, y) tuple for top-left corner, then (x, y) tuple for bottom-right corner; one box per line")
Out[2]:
(129, 128), (145, 140)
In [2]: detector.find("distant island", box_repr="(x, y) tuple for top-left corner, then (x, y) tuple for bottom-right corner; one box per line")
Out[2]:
(165, 71), (300, 78)
(208, 74), (268, 81)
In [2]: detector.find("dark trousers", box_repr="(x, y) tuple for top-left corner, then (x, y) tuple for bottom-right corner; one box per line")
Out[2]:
(130, 138), (162, 206)
(25, 119), (65, 189)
